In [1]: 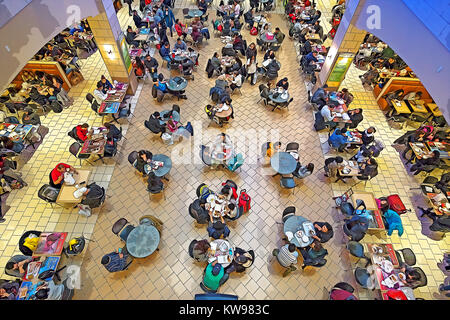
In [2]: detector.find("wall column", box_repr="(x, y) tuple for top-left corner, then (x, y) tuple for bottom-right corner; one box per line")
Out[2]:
(317, 0), (367, 91)
(87, 0), (137, 94)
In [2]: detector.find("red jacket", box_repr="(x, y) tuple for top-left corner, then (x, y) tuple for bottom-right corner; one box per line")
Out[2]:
(76, 125), (88, 141)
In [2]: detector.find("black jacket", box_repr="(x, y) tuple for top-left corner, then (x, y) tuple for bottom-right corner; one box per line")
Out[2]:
(147, 176), (163, 193)
(144, 57), (159, 71)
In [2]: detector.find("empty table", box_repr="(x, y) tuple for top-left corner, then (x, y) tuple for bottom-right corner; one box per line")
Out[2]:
(126, 224), (160, 258)
(271, 152), (297, 175)
(188, 9), (203, 18)
(283, 215), (314, 248)
(144, 154), (172, 177)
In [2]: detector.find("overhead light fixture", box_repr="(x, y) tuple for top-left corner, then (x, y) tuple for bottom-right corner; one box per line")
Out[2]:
(103, 44), (115, 59)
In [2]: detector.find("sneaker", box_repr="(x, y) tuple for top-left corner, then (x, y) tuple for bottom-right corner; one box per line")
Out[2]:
(0, 218), (5, 223)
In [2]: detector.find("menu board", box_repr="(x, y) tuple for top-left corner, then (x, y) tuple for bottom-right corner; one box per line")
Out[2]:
(327, 53), (354, 88)
(120, 37), (133, 74)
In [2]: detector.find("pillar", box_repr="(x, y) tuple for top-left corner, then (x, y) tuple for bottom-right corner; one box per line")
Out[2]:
(317, 0), (367, 91)
(88, 0), (137, 94)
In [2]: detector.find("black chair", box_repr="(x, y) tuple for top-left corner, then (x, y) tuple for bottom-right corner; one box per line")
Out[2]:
(410, 267), (427, 289)
(282, 206), (296, 223)
(333, 282), (355, 293)
(69, 142), (92, 166)
(277, 97), (293, 111)
(128, 151), (138, 167)
(285, 142), (299, 153)
(199, 145), (212, 166)
(188, 240), (197, 259)
(395, 248), (416, 266)
(257, 84), (270, 105)
(37, 184), (61, 208)
(112, 218), (128, 235)
(346, 241), (370, 267)
(354, 267), (372, 289)
(18, 230), (42, 256)
(172, 104), (181, 115)
(68, 126), (84, 144)
(419, 176), (439, 195)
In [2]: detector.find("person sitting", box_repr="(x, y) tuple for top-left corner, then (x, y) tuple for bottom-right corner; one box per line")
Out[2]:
(22, 109), (41, 126)
(358, 157), (378, 180)
(403, 91), (423, 102)
(243, 9), (254, 26)
(5, 256), (32, 278)
(75, 123), (91, 142)
(93, 83), (108, 104)
(399, 263), (422, 288)
(383, 209), (404, 237)
(211, 52), (222, 73)
(273, 243), (298, 276)
(344, 215), (369, 241)
(132, 10), (148, 28)
(104, 122), (121, 142)
(276, 77), (289, 90)
(201, 260), (229, 292)
(147, 172), (164, 193)
(144, 54), (159, 82)
(191, 239), (211, 262)
(160, 42), (172, 63)
(346, 108), (363, 129)
(265, 141), (282, 158)
(304, 51), (319, 73)
(135, 150), (153, 174)
(358, 127), (376, 146)
(224, 248), (254, 274)
(133, 56), (146, 78)
(263, 49), (275, 61)
(229, 71), (242, 91)
(101, 247), (130, 272)
(207, 220), (230, 239)
(126, 26), (140, 47)
(191, 27), (202, 43)
(292, 163), (314, 179)
(320, 104), (336, 124)
(312, 222), (334, 243)
(174, 37), (187, 51)
(338, 88), (354, 106)
(97, 75), (113, 94)
(265, 59), (280, 79)
(328, 128), (349, 152)
(299, 240), (328, 269)
(174, 19), (187, 40)
(49, 163), (78, 189)
(232, 34), (245, 56)
(311, 84), (328, 107)
(34, 280), (65, 300)
(0, 136), (24, 154)
(274, 27), (285, 44)
(409, 150), (440, 175)
(324, 156), (344, 178)
(145, 111), (167, 135)
(154, 73), (168, 93)
(401, 129), (427, 162)
(0, 281), (20, 300)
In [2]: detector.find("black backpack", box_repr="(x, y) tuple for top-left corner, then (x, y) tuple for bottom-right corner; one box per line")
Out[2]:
(314, 111), (326, 131)
(81, 183), (105, 208)
(50, 100), (63, 113)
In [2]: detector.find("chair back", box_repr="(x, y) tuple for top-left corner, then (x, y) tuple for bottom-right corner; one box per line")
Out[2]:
(91, 100), (99, 113)
(182, 8), (189, 15)
(280, 177), (296, 189)
(346, 241), (364, 258)
(38, 184), (59, 204)
(86, 93), (95, 104)
(282, 206), (296, 223)
(172, 104), (181, 114)
(285, 142), (299, 153)
(333, 282), (355, 293)
(188, 240), (197, 258)
(411, 267), (427, 288)
(69, 142), (82, 157)
(128, 151), (139, 166)
(399, 248), (416, 266)
(119, 224), (135, 242)
(354, 267), (371, 288)
(112, 218), (129, 235)
(200, 145), (212, 166)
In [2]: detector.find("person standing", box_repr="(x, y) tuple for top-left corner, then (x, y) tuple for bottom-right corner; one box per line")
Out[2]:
(246, 55), (257, 85)
(163, 6), (176, 37)
(124, 0), (134, 16)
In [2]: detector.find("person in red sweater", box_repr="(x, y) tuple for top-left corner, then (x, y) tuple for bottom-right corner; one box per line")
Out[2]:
(76, 123), (91, 142)
(50, 163), (78, 189)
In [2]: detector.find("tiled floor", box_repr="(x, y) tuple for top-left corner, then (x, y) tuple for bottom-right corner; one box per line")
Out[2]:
(1, 1), (448, 300)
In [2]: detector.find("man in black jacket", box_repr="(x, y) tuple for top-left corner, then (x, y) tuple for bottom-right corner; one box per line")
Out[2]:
(132, 10), (147, 28)
(144, 54), (159, 81)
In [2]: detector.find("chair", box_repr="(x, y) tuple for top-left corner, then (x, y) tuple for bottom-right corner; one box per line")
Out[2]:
(333, 282), (355, 293)
(64, 235), (87, 258)
(410, 267), (427, 289)
(69, 142), (92, 166)
(61, 278), (75, 300)
(282, 206), (296, 223)
(113, 220), (135, 242)
(199, 145), (212, 166)
(395, 248), (416, 267)
(183, 8), (190, 22)
(354, 267), (373, 289)
(280, 177), (296, 192)
(188, 240), (197, 259)
(172, 104), (181, 115)
(112, 218), (129, 236)
(346, 241), (370, 267)
(419, 176), (439, 195)
(18, 230), (42, 256)
(276, 97), (293, 111)
(285, 142), (299, 153)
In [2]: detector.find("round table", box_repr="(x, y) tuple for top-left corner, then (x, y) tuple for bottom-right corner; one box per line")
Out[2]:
(126, 224), (160, 258)
(260, 33), (278, 44)
(214, 104), (233, 118)
(188, 9), (204, 18)
(144, 154), (172, 177)
(270, 152), (297, 174)
(269, 91), (290, 104)
(159, 110), (180, 124)
(209, 239), (234, 268)
(172, 52), (189, 62)
(283, 215), (314, 248)
(167, 77), (188, 91)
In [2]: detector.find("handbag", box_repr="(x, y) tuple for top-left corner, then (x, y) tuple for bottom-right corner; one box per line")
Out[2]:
(64, 172), (75, 185)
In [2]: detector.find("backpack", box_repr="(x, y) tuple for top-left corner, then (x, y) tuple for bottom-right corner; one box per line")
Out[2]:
(152, 85), (158, 98)
(369, 139), (385, 157)
(198, 184), (213, 201)
(50, 100), (63, 113)
(238, 189), (251, 213)
(81, 183), (104, 208)
(250, 27), (257, 35)
(314, 111), (326, 131)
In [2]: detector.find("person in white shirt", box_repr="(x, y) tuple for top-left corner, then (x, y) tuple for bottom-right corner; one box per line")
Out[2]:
(230, 72), (242, 90)
(246, 56), (257, 85)
(93, 83), (108, 104)
(234, 1), (240, 17)
(321, 104), (336, 122)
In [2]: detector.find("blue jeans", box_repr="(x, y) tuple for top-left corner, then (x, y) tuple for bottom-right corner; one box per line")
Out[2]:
(163, 56), (172, 63)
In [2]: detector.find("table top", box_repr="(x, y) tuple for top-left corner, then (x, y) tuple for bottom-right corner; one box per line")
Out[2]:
(427, 141), (450, 159)
(405, 100), (429, 113)
(167, 77), (188, 91)
(345, 131), (363, 144)
(351, 191), (378, 210)
(283, 215), (314, 248)
(425, 103), (442, 116)
(159, 110), (180, 124)
(126, 224), (160, 258)
(206, 193), (231, 219)
(208, 239), (234, 268)
(80, 132), (107, 155)
(56, 170), (91, 204)
(23, 256), (61, 282)
(409, 142), (433, 160)
(426, 192), (450, 216)
(305, 33), (320, 40)
(188, 9), (203, 17)
(271, 152), (297, 175)
(269, 90), (290, 104)
(214, 104), (233, 118)
(0, 123), (33, 143)
(260, 33), (278, 43)
(104, 83), (128, 103)
(98, 101), (120, 114)
(210, 143), (234, 161)
(144, 154), (172, 177)
(366, 243), (400, 268)
(338, 160), (361, 177)
(391, 99), (411, 114)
